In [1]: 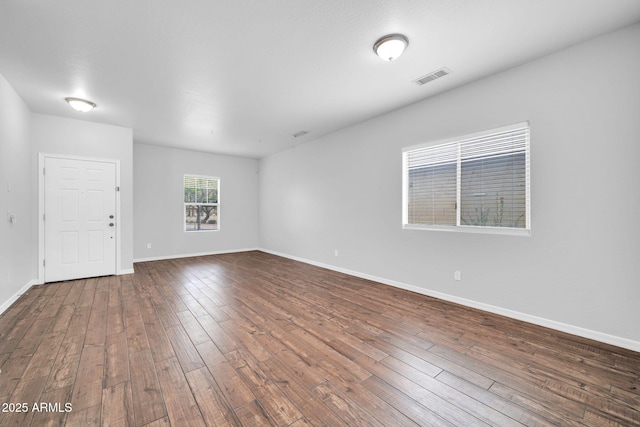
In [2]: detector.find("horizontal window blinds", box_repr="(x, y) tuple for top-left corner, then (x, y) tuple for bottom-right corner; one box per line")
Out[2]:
(459, 126), (529, 161)
(184, 176), (219, 204)
(403, 122), (530, 233)
(406, 141), (457, 226)
(408, 164), (457, 226)
(406, 142), (457, 169)
(184, 175), (219, 232)
(460, 126), (529, 229)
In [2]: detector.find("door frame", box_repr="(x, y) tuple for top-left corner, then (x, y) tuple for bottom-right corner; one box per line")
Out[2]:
(38, 153), (122, 283)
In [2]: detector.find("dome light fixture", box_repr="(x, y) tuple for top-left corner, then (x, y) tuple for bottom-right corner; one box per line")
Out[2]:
(373, 34), (409, 62)
(65, 97), (97, 112)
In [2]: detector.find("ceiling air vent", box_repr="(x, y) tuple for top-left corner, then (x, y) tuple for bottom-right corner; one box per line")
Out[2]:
(413, 67), (452, 86)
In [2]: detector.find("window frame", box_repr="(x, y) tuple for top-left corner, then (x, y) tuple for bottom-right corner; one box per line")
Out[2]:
(183, 174), (220, 232)
(402, 122), (531, 236)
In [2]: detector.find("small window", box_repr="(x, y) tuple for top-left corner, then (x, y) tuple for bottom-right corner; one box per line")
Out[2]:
(403, 122), (530, 235)
(184, 175), (219, 232)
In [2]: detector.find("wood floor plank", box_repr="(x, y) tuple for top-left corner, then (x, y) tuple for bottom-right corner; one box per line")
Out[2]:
(150, 298), (182, 329)
(291, 327), (371, 384)
(84, 293), (108, 347)
(63, 403), (101, 426)
(180, 293), (209, 318)
(70, 344), (105, 412)
(196, 314), (239, 354)
(489, 381), (588, 426)
(185, 366), (241, 427)
(165, 323), (205, 373)
(233, 400), (274, 427)
(358, 354), (493, 426)
(101, 381), (134, 427)
(31, 384), (73, 426)
(610, 383), (640, 410)
(230, 348), (303, 426)
(335, 373), (423, 427)
(219, 318), (271, 362)
(51, 303), (76, 334)
(61, 280), (85, 306)
(45, 337), (83, 392)
(17, 289), (51, 321)
(21, 330), (64, 382)
(0, 375), (48, 427)
(105, 331), (129, 388)
(195, 341), (256, 410)
(311, 381), (386, 427)
(0, 318), (31, 356)
(176, 310), (210, 346)
(381, 354), (524, 426)
(11, 317), (53, 358)
(140, 416), (170, 427)
(143, 318), (175, 363)
(264, 347), (325, 389)
(77, 278), (97, 308)
(362, 375), (456, 427)
(0, 355), (29, 401)
(435, 370), (557, 427)
(35, 295), (65, 320)
(154, 357), (206, 427)
(124, 311), (149, 354)
(258, 355), (346, 426)
(1, 251), (638, 426)
(128, 349), (167, 427)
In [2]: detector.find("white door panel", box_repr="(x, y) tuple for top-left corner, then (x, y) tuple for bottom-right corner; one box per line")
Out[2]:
(44, 157), (117, 282)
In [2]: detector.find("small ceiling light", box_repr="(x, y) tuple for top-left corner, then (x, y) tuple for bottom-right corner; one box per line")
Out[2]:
(65, 97), (97, 112)
(373, 34), (409, 62)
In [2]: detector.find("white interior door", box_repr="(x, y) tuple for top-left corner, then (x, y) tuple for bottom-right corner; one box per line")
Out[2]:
(44, 157), (117, 282)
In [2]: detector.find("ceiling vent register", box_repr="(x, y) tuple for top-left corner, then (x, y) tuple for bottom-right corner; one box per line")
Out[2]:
(413, 67), (452, 86)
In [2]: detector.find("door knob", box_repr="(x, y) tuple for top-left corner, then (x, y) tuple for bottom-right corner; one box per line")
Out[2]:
(109, 223), (114, 227)
(109, 215), (114, 219)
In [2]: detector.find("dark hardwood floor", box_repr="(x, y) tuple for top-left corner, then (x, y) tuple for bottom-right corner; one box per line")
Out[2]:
(0, 251), (639, 426)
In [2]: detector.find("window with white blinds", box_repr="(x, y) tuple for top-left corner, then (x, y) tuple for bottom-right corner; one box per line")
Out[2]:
(402, 122), (530, 235)
(184, 175), (219, 232)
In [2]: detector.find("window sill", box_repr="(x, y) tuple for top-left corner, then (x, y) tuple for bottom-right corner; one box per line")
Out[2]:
(403, 224), (531, 237)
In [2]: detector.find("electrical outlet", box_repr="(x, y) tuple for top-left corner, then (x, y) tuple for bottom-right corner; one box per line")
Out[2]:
(454, 271), (461, 281)
(334, 249), (339, 257)
(147, 243), (152, 249)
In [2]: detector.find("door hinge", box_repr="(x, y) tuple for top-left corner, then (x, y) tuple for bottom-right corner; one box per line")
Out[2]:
(43, 260), (46, 267)
(116, 186), (120, 192)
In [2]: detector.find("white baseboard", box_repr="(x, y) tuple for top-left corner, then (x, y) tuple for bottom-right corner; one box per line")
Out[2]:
(0, 279), (40, 316)
(258, 248), (640, 353)
(133, 247), (259, 264)
(118, 268), (135, 275)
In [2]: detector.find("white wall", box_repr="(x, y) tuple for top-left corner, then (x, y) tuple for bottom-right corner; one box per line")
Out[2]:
(259, 24), (640, 348)
(0, 73), (34, 311)
(31, 114), (134, 274)
(132, 143), (258, 260)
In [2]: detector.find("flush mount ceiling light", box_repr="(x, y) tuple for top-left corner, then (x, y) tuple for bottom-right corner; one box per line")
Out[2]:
(65, 97), (97, 112)
(373, 34), (409, 61)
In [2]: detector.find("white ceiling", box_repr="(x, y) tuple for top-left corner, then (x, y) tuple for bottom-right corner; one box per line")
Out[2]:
(2, 1), (640, 158)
